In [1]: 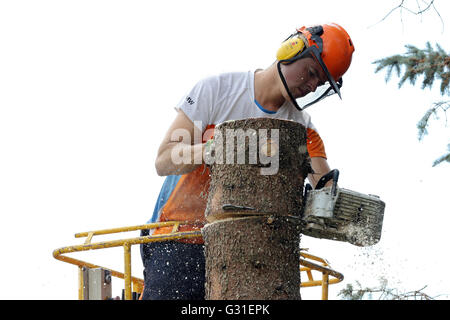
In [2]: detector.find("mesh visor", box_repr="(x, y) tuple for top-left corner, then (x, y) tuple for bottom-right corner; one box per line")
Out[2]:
(277, 44), (343, 111)
(311, 47), (341, 95)
(295, 78), (342, 110)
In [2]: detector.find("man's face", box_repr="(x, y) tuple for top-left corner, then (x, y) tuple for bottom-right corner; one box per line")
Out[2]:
(279, 56), (328, 100)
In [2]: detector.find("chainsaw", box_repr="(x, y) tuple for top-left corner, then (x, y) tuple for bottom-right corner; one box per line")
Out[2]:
(301, 169), (385, 247)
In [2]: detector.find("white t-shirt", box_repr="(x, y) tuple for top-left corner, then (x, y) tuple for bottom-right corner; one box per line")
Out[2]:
(148, 70), (327, 231)
(175, 70), (326, 158)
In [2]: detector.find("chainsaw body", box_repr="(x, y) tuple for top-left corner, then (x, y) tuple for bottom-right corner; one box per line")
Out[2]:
(301, 170), (385, 247)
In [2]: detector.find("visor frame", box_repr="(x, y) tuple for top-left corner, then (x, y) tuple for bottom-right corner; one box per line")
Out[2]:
(277, 37), (342, 111)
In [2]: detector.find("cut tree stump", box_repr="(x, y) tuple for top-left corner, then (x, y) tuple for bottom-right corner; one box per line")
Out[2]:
(202, 118), (311, 300)
(205, 118), (311, 222)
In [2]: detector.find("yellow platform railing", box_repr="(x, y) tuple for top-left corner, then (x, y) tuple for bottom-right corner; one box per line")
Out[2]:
(300, 250), (344, 300)
(53, 222), (343, 300)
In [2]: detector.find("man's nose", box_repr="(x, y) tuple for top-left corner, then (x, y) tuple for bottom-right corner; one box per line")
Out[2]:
(308, 80), (319, 92)
(309, 79), (319, 92)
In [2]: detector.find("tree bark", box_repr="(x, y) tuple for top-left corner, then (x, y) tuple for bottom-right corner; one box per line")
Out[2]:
(202, 118), (310, 300)
(202, 216), (302, 300)
(205, 118), (311, 222)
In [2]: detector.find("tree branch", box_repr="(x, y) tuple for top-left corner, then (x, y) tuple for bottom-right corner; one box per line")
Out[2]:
(370, 0), (443, 30)
(339, 280), (438, 300)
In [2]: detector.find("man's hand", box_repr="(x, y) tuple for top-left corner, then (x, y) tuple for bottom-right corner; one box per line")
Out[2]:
(307, 156), (333, 189)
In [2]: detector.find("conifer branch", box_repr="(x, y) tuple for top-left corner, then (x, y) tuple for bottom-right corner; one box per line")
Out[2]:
(433, 144), (450, 167)
(374, 42), (449, 166)
(417, 101), (449, 141)
(373, 42), (450, 95)
(338, 278), (438, 300)
(371, 0), (443, 29)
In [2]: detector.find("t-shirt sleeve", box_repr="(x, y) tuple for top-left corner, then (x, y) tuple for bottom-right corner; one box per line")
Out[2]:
(306, 127), (327, 159)
(175, 76), (217, 133)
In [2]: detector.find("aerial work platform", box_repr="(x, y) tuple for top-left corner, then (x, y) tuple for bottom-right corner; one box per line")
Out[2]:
(53, 221), (343, 300)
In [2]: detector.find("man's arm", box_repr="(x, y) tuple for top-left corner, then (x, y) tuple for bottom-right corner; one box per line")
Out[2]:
(155, 112), (334, 185)
(307, 156), (332, 189)
(155, 110), (205, 176)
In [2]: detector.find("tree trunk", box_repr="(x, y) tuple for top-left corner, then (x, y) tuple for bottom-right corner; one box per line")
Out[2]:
(202, 118), (310, 300)
(202, 216), (302, 300)
(205, 118), (311, 222)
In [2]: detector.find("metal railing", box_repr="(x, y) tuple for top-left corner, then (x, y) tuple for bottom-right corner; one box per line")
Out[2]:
(53, 221), (343, 300)
(300, 251), (344, 300)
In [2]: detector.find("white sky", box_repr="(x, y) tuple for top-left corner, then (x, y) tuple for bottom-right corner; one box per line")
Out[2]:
(1, 0), (449, 300)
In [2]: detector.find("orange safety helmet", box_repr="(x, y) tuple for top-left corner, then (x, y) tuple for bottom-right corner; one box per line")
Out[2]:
(276, 23), (355, 110)
(298, 23), (354, 83)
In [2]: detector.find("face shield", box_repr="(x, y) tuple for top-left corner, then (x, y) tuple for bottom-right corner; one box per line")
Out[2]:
(297, 77), (342, 109)
(277, 32), (343, 111)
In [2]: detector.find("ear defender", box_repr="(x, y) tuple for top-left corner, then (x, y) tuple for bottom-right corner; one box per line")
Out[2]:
(276, 35), (306, 62)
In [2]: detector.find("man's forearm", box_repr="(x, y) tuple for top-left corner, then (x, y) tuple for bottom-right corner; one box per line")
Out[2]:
(155, 142), (205, 176)
(308, 156), (332, 189)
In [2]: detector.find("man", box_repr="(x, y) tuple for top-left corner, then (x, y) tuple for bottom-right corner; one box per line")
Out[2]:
(140, 22), (355, 300)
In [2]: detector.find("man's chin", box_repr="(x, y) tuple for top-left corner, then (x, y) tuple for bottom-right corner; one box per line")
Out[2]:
(294, 91), (308, 99)
(293, 87), (310, 99)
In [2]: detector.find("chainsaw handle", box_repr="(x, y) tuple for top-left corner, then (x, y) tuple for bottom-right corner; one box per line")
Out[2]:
(315, 169), (339, 196)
